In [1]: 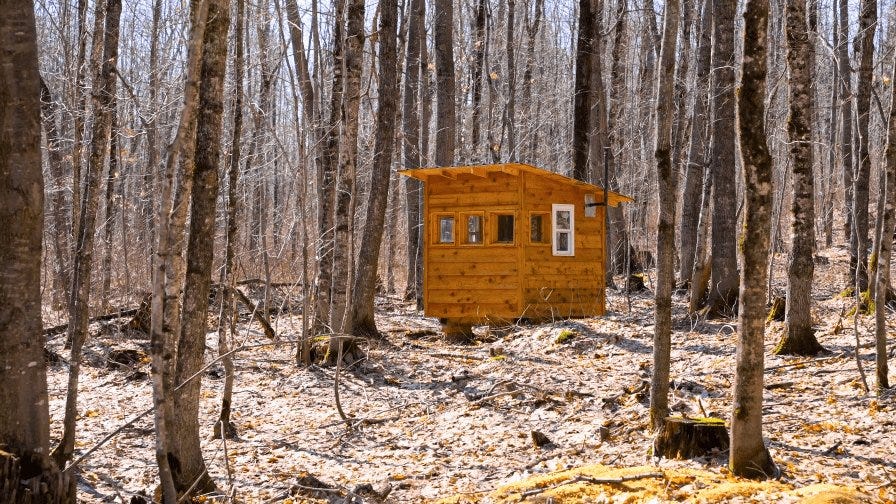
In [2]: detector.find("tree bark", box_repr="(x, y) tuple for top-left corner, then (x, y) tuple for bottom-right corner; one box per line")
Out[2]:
(731, 0), (777, 479)
(39, 78), (72, 309)
(54, 0), (122, 467)
(776, 0), (825, 356)
(214, 0), (245, 441)
(838, 0), (854, 269)
(329, 0), (366, 336)
(852, 0), (875, 293)
(150, 1), (209, 500)
(470, 0), (487, 161)
(311, 0), (346, 334)
(504, 0), (517, 159)
(572, 0), (596, 182)
(351, 0), (398, 338)
(169, 0), (229, 494)
(434, 0), (456, 167)
(874, 47), (896, 392)
(403, 0), (424, 307)
(679, 0), (712, 285)
(650, 0), (680, 432)
(0, 2), (72, 500)
(707, 0), (740, 315)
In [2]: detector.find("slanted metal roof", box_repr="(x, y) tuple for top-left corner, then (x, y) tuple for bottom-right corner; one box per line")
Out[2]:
(399, 163), (634, 207)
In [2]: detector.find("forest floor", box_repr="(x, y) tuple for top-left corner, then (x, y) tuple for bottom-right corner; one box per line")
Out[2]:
(45, 243), (896, 503)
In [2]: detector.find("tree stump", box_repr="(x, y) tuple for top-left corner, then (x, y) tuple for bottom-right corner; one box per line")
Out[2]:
(653, 417), (729, 459)
(0, 449), (73, 503)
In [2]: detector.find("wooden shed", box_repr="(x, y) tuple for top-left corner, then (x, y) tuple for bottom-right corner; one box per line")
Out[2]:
(399, 163), (632, 338)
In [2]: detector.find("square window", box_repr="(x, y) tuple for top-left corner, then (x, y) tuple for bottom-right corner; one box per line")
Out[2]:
(438, 216), (455, 244)
(496, 214), (515, 243)
(466, 215), (483, 244)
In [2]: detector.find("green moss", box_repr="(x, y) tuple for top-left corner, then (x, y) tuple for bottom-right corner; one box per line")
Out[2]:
(555, 329), (577, 344)
(489, 354), (507, 361)
(845, 290), (875, 316)
(838, 286), (855, 298)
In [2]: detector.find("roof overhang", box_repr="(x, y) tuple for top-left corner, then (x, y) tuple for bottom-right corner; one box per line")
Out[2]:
(399, 163), (634, 207)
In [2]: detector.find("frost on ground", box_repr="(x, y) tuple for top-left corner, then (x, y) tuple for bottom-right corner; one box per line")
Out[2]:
(46, 245), (895, 503)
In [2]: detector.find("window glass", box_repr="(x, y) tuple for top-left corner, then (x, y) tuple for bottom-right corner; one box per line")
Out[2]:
(530, 214), (544, 243)
(496, 214), (515, 243)
(467, 215), (483, 244)
(438, 216), (455, 244)
(585, 193), (597, 217)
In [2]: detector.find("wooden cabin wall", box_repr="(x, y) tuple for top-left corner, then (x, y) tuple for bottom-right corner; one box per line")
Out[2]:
(520, 171), (606, 319)
(424, 171), (524, 321)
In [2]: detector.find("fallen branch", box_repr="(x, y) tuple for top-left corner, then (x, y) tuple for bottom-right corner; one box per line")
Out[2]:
(227, 285), (276, 340)
(44, 307), (140, 337)
(519, 472), (665, 499)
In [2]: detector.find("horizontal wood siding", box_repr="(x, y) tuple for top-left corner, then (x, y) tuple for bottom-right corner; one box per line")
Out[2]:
(521, 171), (606, 317)
(421, 167), (610, 322)
(424, 172), (522, 320)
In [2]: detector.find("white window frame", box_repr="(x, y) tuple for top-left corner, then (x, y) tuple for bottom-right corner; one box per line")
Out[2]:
(552, 204), (575, 256)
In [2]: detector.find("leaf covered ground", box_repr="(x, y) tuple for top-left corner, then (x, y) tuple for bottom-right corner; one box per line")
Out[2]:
(46, 244), (895, 503)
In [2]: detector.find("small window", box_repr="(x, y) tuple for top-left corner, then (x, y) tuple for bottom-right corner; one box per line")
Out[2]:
(552, 204), (574, 256)
(585, 193), (597, 218)
(465, 214), (483, 244)
(438, 215), (455, 244)
(530, 214), (547, 243)
(496, 214), (515, 243)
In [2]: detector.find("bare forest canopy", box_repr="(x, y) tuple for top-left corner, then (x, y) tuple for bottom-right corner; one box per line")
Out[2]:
(0, 0), (891, 502)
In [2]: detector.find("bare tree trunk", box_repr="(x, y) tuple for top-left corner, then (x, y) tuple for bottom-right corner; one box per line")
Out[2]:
(504, 0), (517, 159)
(39, 78), (73, 310)
(606, 0), (632, 277)
(54, 0), (122, 467)
(776, 0), (825, 356)
(351, 0), (398, 337)
(311, 0), (347, 335)
(824, 0), (838, 249)
(838, 0), (854, 271)
(330, 0), (366, 336)
(169, 0), (229, 493)
(434, 0), (456, 167)
(690, 174), (713, 312)
(731, 0), (776, 479)
(523, 0), (545, 161)
(0, 2), (72, 499)
(214, 0), (245, 440)
(572, 0), (596, 182)
(101, 107), (119, 312)
(706, 0), (739, 315)
(144, 0), (163, 275)
(285, 0), (317, 363)
(679, 0), (711, 285)
(403, 0), (424, 307)
(470, 0), (487, 162)
(852, 0), (876, 293)
(649, 0), (680, 432)
(150, 1), (210, 500)
(873, 49), (896, 392)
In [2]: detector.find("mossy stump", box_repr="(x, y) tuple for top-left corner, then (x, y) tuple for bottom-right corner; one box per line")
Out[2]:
(653, 417), (729, 459)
